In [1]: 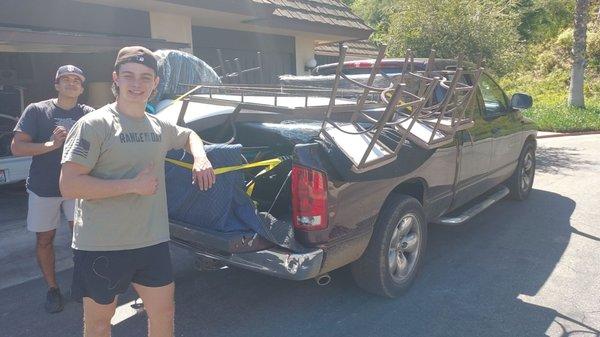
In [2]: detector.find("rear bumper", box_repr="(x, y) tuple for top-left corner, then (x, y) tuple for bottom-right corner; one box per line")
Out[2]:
(170, 222), (324, 281)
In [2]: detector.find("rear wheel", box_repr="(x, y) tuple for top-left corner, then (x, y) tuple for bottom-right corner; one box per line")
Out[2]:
(351, 195), (427, 298)
(507, 141), (536, 200)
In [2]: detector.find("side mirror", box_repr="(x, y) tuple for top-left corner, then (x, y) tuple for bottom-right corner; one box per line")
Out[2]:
(510, 93), (533, 110)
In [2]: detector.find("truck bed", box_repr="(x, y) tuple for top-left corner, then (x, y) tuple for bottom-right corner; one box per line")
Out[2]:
(169, 219), (275, 253)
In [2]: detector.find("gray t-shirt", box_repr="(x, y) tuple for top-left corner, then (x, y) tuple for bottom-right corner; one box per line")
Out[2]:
(13, 99), (93, 197)
(61, 104), (192, 251)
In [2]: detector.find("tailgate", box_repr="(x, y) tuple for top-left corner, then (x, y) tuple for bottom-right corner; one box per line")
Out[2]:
(169, 220), (275, 253)
(170, 220), (325, 281)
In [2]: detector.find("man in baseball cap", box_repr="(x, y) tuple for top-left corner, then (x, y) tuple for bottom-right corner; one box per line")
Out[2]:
(110, 46), (159, 99)
(61, 46), (215, 336)
(55, 65), (86, 83)
(114, 46), (158, 73)
(11, 64), (93, 313)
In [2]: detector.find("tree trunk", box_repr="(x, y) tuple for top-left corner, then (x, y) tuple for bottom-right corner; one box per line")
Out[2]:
(568, 0), (591, 108)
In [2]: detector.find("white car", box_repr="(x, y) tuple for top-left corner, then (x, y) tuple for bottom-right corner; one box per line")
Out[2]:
(0, 113), (30, 185)
(0, 155), (31, 185)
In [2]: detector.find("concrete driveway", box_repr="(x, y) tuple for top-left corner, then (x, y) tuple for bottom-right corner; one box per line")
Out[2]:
(0, 134), (599, 337)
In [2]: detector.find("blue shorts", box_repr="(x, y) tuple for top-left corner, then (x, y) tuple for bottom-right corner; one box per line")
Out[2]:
(71, 242), (173, 305)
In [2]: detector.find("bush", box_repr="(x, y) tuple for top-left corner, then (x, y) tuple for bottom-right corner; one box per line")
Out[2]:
(517, 0), (574, 43)
(385, 0), (520, 75)
(534, 26), (600, 73)
(350, 0), (396, 43)
(588, 27), (600, 70)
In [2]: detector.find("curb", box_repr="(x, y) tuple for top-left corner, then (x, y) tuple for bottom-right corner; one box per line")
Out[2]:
(537, 131), (600, 139)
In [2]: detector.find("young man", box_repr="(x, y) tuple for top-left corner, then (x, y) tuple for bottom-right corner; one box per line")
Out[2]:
(60, 46), (215, 337)
(11, 65), (93, 313)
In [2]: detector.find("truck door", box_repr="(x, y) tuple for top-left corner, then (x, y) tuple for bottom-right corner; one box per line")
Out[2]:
(477, 73), (522, 187)
(452, 96), (493, 210)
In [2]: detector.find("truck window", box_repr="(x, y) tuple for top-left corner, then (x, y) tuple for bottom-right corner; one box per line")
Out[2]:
(478, 74), (509, 117)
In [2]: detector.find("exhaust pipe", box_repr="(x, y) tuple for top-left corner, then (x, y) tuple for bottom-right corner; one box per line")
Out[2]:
(315, 273), (331, 286)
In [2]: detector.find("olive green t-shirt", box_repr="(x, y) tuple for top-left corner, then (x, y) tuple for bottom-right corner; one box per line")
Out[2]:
(61, 104), (192, 251)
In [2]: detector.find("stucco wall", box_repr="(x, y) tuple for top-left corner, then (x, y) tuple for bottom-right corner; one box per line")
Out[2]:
(149, 12), (193, 53)
(294, 36), (315, 76)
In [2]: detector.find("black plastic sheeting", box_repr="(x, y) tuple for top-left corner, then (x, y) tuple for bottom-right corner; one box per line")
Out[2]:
(165, 144), (309, 253)
(236, 121), (436, 182)
(153, 49), (221, 103)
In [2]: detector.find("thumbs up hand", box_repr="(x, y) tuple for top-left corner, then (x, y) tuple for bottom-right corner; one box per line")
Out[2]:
(131, 164), (158, 196)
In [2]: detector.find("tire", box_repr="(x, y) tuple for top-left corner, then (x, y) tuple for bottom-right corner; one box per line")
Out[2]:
(351, 195), (427, 298)
(507, 141), (536, 201)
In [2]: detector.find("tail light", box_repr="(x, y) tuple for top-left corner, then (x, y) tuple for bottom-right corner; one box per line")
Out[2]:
(345, 60), (400, 70)
(291, 165), (328, 231)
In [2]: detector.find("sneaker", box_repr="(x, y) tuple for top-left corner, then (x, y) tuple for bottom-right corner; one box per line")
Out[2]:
(44, 287), (64, 313)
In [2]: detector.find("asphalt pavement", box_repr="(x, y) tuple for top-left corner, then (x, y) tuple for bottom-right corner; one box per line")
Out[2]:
(0, 134), (599, 337)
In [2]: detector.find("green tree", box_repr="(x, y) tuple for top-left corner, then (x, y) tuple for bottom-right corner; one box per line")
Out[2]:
(350, 0), (396, 42)
(568, 0), (591, 108)
(384, 0), (520, 74)
(516, 0), (574, 42)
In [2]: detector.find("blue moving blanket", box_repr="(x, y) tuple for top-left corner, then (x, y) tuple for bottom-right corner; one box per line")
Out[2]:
(165, 144), (264, 236)
(165, 144), (309, 253)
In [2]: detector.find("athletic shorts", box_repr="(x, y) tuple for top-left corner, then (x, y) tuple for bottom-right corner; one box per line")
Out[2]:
(71, 242), (173, 305)
(26, 190), (75, 232)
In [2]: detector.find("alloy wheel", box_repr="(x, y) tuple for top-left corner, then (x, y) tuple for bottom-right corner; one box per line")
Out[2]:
(388, 213), (421, 283)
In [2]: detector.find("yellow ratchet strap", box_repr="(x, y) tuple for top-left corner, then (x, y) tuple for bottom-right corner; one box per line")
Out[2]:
(173, 85), (203, 102)
(164, 157), (283, 195)
(153, 85), (203, 112)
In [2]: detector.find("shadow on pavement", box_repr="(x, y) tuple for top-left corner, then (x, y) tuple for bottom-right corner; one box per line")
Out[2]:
(146, 188), (585, 337)
(536, 146), (595, 174)
(0, 181), (27, 223)
(0, 189), (595, 337)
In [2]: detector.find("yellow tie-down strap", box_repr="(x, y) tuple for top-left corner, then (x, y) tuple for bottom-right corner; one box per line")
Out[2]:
(165, 157), (283, 195)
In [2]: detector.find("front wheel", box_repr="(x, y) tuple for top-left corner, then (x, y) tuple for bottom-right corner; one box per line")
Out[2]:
(507, 141), (536, 200)
(351, 195), (427, 298)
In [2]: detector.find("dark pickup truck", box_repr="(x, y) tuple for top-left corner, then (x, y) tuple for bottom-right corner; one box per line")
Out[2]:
(158, 57), (536, 298)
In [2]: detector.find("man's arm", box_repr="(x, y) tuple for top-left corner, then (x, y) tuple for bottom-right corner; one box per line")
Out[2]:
(11, 127), (67, 157)
(184, 132), (215, 191)
(60, 161), (158, 200)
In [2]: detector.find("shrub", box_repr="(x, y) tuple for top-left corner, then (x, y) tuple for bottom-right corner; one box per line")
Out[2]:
(384, 0), (520, 75)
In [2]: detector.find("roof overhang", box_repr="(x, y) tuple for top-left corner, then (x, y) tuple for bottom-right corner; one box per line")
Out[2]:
(0, 26), (189, 53)
(242, 17), (372, 41)
(162, 0), (373, 41)
(315, 40), (381, 58)
(74, 0), (372, 42)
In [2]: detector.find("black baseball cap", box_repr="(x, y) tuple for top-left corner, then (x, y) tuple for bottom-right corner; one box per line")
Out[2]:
(114, 46), (158, 74)
(55, 65), (85, 83)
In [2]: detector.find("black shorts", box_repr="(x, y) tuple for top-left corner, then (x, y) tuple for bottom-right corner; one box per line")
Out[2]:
(71, 242), (173, 305)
